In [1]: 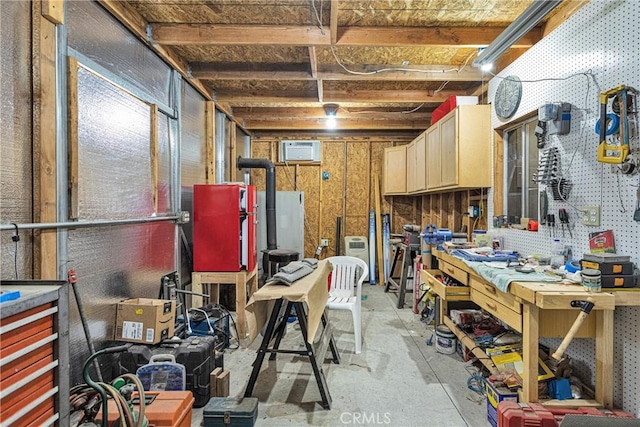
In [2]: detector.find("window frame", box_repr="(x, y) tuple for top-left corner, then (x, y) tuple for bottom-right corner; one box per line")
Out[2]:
(503, 116), (539, 222)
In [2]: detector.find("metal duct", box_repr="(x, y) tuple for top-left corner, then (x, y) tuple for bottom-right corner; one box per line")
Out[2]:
(237, 157), (277, 250)
(214, 110), (226, 183)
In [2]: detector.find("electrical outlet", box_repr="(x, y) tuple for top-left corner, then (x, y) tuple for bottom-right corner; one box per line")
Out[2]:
(581, 205), (601, 226)
(320, 238), (329, 247)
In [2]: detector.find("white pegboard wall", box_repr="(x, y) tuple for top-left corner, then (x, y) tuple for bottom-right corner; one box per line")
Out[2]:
(487, 0), (640, 416)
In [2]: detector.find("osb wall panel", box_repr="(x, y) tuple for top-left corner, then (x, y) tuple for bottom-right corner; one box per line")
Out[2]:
(369, 141), (392, 214)
(344, 142), (370, 238)
(297, 165), (320, 257)
(320, 141), (345, 257)
(249, 141), (271, 190)
(277, 163), (296, 191)
(392, 195), (418, 233)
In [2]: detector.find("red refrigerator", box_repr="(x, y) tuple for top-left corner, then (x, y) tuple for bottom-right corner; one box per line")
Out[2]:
(193, 184), (257, 272)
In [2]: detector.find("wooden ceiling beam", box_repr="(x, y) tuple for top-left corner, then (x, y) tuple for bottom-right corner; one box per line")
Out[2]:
(215, 89), (464, 104)
(308, 47), (318, 79)
(215, 91), (318, 103)
(317, 80), (324, 103)
(542, 0), (588, 37)
(150, 24), (331, 46)
(324, 90), (461, 103)
(244, 118), (429, 130)
(330, 0), (339, 44)
(149, 23), (539, 48)
(338, 26), (540, 48)
(191, 62), (312, 80)
(234, 107), (432, 120)
(190, 63), (482, 81)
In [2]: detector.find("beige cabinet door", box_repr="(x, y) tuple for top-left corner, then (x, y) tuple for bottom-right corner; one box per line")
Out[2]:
(439, 113), (458, 187)
(427, 125), (441, 189)
(406, 142), (417, 193)
(383, 145), (407, 194)
(415, 133), (427, 191)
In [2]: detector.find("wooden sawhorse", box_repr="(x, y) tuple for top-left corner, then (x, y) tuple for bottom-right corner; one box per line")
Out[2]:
(191, 267), (258, 339)
(384, 242), (420, 309)
(244, 298), (340, 409)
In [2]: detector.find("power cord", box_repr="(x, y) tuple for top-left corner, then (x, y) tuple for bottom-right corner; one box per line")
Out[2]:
(11, 223), (19, 279)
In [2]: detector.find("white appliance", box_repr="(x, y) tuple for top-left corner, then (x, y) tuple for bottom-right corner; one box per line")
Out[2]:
(279, 140), (321, 162)
(256, 191), (305, 278)
(344, 236), (369, 273)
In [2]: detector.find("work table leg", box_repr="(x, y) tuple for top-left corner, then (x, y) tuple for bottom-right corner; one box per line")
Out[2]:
(522, 303), (540, 402)
(595, 309), (614, 408)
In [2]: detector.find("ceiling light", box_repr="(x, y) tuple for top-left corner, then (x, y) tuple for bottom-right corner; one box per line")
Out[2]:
(472, 1), (561, 69)
(323, 103), (339, 129)
(480, 63), (493, 72)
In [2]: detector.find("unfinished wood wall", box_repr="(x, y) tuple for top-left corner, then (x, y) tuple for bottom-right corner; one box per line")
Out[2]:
(250, 135), (413, 258)
(250, 135), (489, 257)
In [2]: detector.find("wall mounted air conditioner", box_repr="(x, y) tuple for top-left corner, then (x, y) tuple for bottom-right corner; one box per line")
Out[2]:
(279, 140), (321, 162)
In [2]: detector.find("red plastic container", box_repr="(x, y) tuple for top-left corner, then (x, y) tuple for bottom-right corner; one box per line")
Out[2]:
(498, 401), (636, 427)
(97, 390), (194, 427)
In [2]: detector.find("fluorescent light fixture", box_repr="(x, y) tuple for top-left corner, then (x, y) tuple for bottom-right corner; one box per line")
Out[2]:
(472, 0), (561, 68)
(480, 63), (493, 72)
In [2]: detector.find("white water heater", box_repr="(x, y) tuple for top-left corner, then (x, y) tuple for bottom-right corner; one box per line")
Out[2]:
(344, 236), (369, 269)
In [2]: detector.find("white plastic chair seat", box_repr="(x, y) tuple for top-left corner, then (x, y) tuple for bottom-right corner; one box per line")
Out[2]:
(325, 256), (367, 354)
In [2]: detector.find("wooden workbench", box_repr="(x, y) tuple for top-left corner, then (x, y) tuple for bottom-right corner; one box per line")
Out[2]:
(424, 250), (640, 408)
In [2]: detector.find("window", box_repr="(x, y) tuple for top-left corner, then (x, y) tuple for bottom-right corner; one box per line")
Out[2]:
(504, 118), (539, 222)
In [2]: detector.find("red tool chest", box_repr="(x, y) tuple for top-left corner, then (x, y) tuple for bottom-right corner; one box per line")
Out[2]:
(0, 281), (69, 427)
(498, 401), (636, 427)
(193, 184), (257, 272)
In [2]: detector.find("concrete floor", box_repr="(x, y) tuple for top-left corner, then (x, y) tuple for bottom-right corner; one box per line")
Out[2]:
(192, 285), (491, 426)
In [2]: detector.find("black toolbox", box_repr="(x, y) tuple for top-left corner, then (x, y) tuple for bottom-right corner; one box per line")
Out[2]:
(580, 259), (634, 275)
(118, 335), (216, 407)
(203, 397), (259, 427)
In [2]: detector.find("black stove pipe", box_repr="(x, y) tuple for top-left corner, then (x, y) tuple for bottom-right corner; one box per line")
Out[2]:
(237, 157), (277, 250)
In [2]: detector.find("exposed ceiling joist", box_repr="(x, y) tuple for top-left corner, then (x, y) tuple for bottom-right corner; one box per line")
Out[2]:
(150, 24), (330, 46)
(233, 107), (432, 121)
(190, 63), (482, 82)
(244, 118), (428, 130)
(330, 0), (339, 45)
(215, 89), (461, 104)
(337, 26), (540, 48)
(150, 23), (539, 48)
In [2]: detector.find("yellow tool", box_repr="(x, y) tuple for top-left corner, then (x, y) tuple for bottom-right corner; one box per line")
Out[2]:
(597, 85), (638, 164)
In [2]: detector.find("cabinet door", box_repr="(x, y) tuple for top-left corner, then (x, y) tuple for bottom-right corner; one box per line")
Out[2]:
(383, 145), (407, 194)
(427, 125), (441, 189)
(440, 113), (458, 187)
(406, 142), (417, 192)
(415, 133), (427, 191)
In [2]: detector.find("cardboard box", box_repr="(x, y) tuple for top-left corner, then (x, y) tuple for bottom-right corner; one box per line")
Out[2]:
(115, 298), (175, 344)
(485, 379), (518, 427)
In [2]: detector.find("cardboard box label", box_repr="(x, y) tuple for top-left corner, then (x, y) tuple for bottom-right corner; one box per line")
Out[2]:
(122, 321), (144, 341)
(145, 328), (154, 343)
(136, 308), (143, 315)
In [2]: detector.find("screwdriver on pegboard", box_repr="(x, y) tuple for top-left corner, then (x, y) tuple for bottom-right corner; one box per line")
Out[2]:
(559, 208), (572, 238)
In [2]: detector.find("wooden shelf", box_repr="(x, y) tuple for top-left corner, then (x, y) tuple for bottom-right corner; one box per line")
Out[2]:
(442, 315), (499, 375)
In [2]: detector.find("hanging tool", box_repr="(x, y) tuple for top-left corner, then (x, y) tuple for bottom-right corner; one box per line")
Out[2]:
(547, 214), (556, 237)
(540, 190), (548, 226)
(634, 186), (640, 222)
(597, 85), (638, 164)
(547, 298), (595, 370)
(558, 208), (572, 238)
